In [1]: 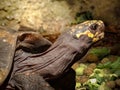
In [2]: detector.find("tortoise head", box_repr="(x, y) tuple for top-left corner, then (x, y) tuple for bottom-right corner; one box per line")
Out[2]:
(71, 20), (105, 42)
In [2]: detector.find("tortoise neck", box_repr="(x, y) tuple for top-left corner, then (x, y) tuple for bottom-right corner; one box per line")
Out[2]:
(13, 32), (93, 80)
(36, 33), (93, 79)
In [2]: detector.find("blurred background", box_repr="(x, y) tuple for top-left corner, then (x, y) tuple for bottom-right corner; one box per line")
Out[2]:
(0, 0), (120, 90)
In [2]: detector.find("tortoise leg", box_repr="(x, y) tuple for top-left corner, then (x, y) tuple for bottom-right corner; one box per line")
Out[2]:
(7, 73), (54, 90)
(48, 68), (76, 90)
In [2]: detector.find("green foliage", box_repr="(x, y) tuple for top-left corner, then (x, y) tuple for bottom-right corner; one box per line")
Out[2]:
(98, 82), (112, 90)
(99, 57), (120, 78)
(75, 55), (120, 90)
(97, 57), (120, 76)
(76, 82), (81, 88)
(89, 47), (110, 59)
(71, 11), (93, 25)
(75, 64), (87, 76)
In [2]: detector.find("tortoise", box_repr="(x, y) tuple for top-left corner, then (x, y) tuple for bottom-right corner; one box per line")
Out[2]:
(0, 20), (105, 90)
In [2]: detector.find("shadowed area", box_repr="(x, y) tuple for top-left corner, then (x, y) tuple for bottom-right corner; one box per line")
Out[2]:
(0, 28), (17, 85)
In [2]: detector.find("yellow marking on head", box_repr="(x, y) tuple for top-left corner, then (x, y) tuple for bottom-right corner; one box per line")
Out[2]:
(88, 23), (92, 26)
(93, 32), (104, 42)
(76, 33), (83, 38)
(87, 32), (94, 38)
(75, 30), (95, 39)
(97, 20), (103, 25)
(83, 21), (89, 24)
(95, 32), (99, 36)
(93, 38), (99, 42)
(84, 23), (90, 26)
(91, 20), (98, 23)
(70, 28), (76, 34)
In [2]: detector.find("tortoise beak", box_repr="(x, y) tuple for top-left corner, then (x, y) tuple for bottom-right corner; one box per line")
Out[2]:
(93, 22), (105, 42)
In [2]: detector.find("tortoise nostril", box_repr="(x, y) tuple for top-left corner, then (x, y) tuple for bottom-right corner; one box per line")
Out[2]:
(90, 23), (98, 30)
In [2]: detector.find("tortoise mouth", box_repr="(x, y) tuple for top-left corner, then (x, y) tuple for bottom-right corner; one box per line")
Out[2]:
(94, 20), (105, 39)
(92, 32), (104, 42)
(97, 32), (104, 39)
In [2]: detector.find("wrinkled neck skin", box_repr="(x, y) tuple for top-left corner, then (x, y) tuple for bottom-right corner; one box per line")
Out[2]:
(14, 31), (93, 80)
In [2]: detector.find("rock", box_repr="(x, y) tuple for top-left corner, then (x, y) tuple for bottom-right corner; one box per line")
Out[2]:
(84, 53), (99, 62)
(115, 79), (120, 86)
(106, 81), (116, 89)
(0, 0), (120, 38)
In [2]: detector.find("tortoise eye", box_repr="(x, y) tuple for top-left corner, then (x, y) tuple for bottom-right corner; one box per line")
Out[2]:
(90, 23), (98, 30)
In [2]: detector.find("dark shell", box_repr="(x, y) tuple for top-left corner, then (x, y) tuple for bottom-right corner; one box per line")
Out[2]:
(0, 27), (17, 85)
(0, 27), (52, 85)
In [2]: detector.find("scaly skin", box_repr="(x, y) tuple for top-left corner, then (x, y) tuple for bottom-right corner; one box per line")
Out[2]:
(7, 20), (105, 90)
